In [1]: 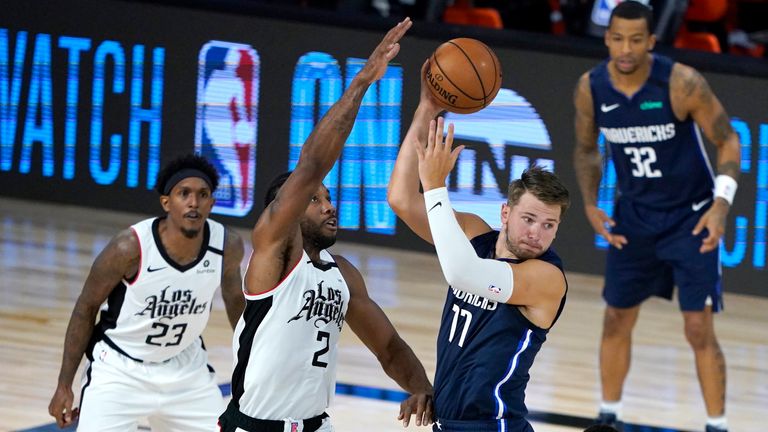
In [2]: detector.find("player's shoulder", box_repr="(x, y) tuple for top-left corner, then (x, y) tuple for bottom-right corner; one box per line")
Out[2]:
(330, 253), (356, 273)
(458, 211), (492, 239)
(109, 227), (141, 259)
(573, 71), (594, 107)
(222, 225), (244, 247)
(575, 70), (592, 91)
(221, 225), (245, 261)
(669, 62), (705, 90)
(521, 257), (566, 294)
(329, 253), (364, 290)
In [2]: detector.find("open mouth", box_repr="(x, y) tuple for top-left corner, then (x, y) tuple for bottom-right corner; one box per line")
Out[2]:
(325, 218), (338, 229)
(184, 211), (201, 220)
(617, 58), (634, 69)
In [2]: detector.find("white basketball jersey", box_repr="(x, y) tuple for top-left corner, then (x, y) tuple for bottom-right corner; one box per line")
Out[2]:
(94, 217), (224, 363)
(231, 249), (349, 420)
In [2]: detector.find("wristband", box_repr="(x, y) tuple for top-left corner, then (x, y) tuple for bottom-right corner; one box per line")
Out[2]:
(714, 175), (737, 205)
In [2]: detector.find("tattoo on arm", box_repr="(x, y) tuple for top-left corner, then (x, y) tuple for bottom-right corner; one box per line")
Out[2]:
(711, 111), (735, 144)
(718, 160), (740, 180)
(573, 77), (602, 205)
(697, 79), (714, 107)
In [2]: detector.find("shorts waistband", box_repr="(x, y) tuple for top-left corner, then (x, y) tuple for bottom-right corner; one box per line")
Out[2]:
(433, 417), (529, 432)
(223, 401), (328, 432)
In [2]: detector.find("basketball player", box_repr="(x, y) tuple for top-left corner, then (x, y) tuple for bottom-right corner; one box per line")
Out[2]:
(217, 18), (434, 432)
(48, 154), (245, 431)
(388, 63), (571, 432)
(572, 3), (740, 431)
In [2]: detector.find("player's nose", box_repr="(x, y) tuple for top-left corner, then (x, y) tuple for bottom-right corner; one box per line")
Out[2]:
(527, 224), (540, 237)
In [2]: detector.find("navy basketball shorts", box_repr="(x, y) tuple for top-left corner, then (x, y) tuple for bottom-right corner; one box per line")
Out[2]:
(603, 198), (723, 312)
(433, 418), (534, 432)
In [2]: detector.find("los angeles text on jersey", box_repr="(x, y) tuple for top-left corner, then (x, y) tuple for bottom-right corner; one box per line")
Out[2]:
(135, 286), (209, 320)
(600, 123), (676, 144)
(288, 280), (346, 330)
(452, 288), (497, 311)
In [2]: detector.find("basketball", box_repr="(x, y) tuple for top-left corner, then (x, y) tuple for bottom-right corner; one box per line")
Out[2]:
(425, 38), (502, 114)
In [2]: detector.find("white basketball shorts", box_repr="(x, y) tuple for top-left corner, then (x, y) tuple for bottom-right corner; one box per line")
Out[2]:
(77, 338), (225, 432)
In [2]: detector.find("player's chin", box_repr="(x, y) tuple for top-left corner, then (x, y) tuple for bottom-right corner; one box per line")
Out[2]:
(518, 244), (543, 258)
(317, 231), (337, 249)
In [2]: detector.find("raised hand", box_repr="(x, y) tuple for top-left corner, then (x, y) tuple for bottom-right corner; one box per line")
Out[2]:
(418, 59), (443, 117)
(356, 17), (412, 85)
(416, 116), (463, 191)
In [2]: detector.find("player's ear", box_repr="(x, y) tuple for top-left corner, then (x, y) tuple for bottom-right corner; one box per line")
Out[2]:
(500, 203), (510, 224)
(159, 195), (170, 212)
(648, 34), (657, 51)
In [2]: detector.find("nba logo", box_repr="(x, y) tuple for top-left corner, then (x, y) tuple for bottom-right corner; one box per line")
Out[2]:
(195, 41), (260, 217)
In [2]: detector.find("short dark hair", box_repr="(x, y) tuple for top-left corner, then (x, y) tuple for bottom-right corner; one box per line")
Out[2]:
(609, 1), (653, 34)
(264, 171), (293, 207)
(507, 165), (570, 218)
(155, 153), (220, 195)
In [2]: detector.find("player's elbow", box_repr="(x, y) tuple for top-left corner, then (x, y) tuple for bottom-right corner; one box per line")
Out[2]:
(442, 266), (473, 290)
(387, 188), (408, 216)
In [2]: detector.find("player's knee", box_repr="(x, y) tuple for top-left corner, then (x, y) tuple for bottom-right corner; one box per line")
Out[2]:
(683, 318), (713, 349)
(602, 308), (636, 337)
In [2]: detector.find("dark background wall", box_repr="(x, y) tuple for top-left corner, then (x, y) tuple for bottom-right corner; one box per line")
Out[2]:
(1, 0), (766, 295)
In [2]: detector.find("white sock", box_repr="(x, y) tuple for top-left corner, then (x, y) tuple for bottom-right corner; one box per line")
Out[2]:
(706, 416), (728, 430)
(599, 400), (623, 419)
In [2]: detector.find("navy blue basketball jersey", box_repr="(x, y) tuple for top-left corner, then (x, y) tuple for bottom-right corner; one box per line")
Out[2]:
(433, 231), (567, 429)
(590, 54), (715, 208)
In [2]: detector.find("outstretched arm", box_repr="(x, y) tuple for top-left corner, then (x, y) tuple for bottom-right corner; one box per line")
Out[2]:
(572, 72), (627, 249)
(245, 18), (412, 295)
(220, 227), (245, 329)
(418, 118), (565, 312)
(671, 64), (741, 253)
(388, 60), (489, 244)
(338, 256), (433, 427)
(48, 229), (139, 428)
(388, 60), (444, 243)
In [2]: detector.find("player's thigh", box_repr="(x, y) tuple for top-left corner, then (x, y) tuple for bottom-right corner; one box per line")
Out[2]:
(657, 207), (722, 312)
(661, 238), (721, 311)
(604, 233), (673, 307)
(150, 368), (224, 431)
(77, 357), (151, 431)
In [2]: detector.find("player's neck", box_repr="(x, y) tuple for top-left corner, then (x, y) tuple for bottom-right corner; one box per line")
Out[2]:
(158, 218), (204, 265)
(303, 243), (325, 263)
(494, 236), (520, 260)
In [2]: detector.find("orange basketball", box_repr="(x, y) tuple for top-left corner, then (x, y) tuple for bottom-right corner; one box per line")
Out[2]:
(425, 38), (502, 114)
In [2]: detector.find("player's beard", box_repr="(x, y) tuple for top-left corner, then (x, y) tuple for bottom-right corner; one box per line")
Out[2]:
(504, 226), (540, 260)
(181, 227), (200, 239)
(301, 220), (336, 251)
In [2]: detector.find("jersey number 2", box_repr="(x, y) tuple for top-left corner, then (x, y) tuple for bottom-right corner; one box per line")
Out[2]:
(312, 331), (330, 368)
(145, 322), (188, 346)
